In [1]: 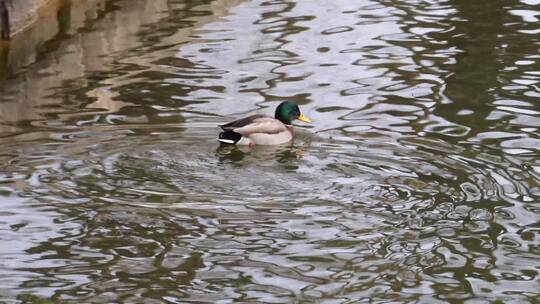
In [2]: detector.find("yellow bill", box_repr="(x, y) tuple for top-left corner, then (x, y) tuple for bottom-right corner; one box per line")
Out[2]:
(298, 114), (312, 123)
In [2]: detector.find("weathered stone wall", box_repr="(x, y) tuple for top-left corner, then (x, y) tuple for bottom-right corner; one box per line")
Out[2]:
(0, 0), (10, 39)
(1, 0), (54, 39)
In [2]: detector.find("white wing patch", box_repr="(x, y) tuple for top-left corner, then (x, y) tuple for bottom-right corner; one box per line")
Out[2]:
(217, 138), (236, 144)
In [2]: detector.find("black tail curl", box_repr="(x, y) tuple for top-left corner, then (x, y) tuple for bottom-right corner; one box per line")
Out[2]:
(218, 130), (242, 144)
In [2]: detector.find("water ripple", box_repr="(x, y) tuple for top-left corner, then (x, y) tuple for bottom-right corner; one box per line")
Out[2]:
(0, 0), (538, 302)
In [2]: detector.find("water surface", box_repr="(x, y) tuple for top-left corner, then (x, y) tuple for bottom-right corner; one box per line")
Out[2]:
(0, 0), (539, 302)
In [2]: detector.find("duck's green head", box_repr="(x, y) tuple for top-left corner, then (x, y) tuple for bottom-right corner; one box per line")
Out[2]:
(274, 101), (312, 125)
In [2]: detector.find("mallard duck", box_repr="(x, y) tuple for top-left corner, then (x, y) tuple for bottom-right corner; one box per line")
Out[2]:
(218, 101), (312, 145)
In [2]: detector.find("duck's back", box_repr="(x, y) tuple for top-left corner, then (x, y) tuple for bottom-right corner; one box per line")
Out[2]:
(220, 114), (267, 131)
(218, 115), (292, 145)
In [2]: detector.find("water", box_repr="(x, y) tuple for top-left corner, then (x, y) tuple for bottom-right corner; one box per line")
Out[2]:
(0, 0), (539, 302)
